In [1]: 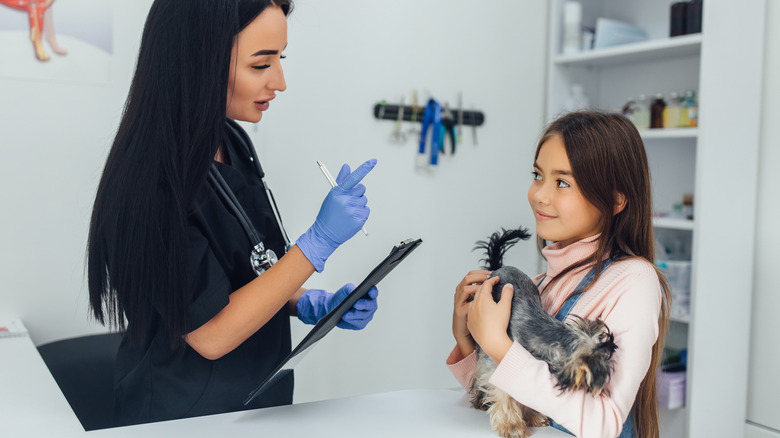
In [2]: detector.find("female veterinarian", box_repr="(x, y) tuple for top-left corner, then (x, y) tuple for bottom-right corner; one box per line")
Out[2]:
(87, 0), (378, 426)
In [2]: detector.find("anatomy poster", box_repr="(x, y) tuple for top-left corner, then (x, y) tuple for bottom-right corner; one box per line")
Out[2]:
(0, 0), (113, 83)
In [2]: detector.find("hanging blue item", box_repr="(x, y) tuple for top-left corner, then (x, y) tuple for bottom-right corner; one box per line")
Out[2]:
(418, 98), (443, 166)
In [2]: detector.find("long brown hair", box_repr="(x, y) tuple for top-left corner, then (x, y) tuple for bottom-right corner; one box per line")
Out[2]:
(534, 111), (671, 437)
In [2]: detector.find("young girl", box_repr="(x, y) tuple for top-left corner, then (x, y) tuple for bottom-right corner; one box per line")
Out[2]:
(449, 111), (671, 438)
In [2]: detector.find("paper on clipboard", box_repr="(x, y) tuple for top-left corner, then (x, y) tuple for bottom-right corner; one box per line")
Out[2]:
(244, 238), (423, 405)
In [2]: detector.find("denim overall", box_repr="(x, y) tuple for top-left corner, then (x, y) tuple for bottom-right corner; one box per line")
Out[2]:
(540, 259), (637, 438)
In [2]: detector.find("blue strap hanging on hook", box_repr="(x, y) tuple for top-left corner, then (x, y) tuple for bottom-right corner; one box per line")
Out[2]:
(418, 99), (443, 166)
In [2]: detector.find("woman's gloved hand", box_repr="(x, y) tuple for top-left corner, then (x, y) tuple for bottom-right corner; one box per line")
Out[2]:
(296, 283), (379, 330)
(296, 159), (377, 272)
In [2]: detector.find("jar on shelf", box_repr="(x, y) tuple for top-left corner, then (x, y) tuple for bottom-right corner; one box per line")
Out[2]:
(681, 90), (698, 127)
(682, 193), (694, 220)
(664, 92), (682, 128)
(562, 1), (583, 54)
(650, 94), (666, 129)
(633, 94), (651, 130)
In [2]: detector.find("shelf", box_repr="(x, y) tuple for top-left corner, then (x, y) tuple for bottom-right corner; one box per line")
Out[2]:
(553, 34), (702, 68)
(640, 128), (698, 140)
(670, 315), (691, 324)
(653, 217), (694, 230)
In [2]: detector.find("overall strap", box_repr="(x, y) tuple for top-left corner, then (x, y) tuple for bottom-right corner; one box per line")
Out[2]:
(554, 257), (613, 321)
(547, 257), (637, 438)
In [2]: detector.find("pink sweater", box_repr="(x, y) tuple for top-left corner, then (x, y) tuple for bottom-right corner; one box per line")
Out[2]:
(447, 236), (662, 438)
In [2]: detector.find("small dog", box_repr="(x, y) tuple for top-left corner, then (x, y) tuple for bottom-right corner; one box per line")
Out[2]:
(469, 227), (617, 438)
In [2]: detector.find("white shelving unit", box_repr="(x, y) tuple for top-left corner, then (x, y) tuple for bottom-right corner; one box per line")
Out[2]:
(546, 1), (766, 437)
(641, 128), (698, 140)
(653, 217), (694, 231)
(552, 34), (703, 67)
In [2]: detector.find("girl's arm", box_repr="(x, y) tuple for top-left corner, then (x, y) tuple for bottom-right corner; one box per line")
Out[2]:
(467, 276), (514, 362)
(184, 245), (314, 360)
(452, 270), (491, 357)
(447, 270), (493, 390)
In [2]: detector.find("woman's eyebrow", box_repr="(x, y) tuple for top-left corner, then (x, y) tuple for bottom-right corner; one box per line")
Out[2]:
(251, 44), (287, 57)
(251, 49), (278, 56)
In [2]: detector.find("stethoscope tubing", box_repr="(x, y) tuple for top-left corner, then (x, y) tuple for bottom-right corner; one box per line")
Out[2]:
(220, 120), (293, 251)
(207, 166), (262, 245)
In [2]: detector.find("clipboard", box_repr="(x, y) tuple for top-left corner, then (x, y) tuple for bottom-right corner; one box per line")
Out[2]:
(244, 237), (423, 405)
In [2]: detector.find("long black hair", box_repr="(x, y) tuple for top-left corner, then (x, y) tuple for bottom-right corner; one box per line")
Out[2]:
(87, 0), (293, 348)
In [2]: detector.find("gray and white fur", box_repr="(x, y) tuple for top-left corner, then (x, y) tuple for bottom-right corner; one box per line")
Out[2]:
(469, 227), (617, 438)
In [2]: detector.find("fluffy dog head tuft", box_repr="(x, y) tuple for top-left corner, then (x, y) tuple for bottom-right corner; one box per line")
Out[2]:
(560, 317), (617, 396)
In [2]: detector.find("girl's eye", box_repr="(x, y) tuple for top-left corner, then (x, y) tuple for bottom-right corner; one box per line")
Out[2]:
(557, 179), (570, 188)
(531, 171), (541, 181)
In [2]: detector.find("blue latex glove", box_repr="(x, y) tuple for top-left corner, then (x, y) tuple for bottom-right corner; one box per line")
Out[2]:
(296, 159), (377, 272)
(296, 283), (379, 330)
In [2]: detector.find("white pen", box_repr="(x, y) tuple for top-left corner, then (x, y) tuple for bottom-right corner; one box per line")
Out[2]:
(316, 160), (368, 236)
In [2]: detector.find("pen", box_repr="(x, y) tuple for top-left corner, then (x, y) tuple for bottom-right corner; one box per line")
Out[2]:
(316, 160), (368, 236)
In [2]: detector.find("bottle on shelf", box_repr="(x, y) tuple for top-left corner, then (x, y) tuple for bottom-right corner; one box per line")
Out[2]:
(686, 0), (703, 34)
(562, 1), (583, 54)
(679, 94), (690, 127)
(650, 94), (666, 129)
(682, 90), (698, 127)
(663, 92), (682, 129)
(682, 193), (694, 220)
(670, 2), (688, 37)
(582, 27), (594, 51)
(564, 84), (590, 112)
(633, 94), (651, 130)
(671, 203), (684, 219)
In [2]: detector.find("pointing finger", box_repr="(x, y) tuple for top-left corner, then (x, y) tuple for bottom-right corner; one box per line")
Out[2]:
(339, 159), (377, 190)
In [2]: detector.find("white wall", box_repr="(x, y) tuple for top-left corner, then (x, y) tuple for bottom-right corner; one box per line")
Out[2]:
(260, 0), (548, 402)
(0, 0), (548, 403)
(747, 0), (780, 435)
(0, 1), (150, 340)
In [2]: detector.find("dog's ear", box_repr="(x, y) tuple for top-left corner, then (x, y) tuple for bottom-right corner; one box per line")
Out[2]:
(596, 329), (618, 359)
(572, 364), (592, 390)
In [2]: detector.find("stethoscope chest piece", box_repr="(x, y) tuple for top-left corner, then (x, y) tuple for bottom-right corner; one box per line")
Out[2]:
(216, 120), (293, 277)
(250, 242), (278, 276)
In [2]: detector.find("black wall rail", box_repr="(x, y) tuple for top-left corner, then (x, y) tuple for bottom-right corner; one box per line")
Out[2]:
(372, 103), (485, 127)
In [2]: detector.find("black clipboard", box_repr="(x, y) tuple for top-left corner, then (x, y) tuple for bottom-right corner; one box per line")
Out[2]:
(244, 237), (423, 405)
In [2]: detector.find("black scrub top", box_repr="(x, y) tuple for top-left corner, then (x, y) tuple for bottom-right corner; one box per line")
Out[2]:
(113, 119), (292, 426)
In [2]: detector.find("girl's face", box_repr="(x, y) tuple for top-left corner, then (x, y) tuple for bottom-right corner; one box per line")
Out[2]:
(226, 6), (288, 123)
(527, 134), (603, 248)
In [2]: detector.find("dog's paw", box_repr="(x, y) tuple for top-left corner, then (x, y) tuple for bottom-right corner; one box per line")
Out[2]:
(489, 393), (532, 438)
(524, 408), (551, 428)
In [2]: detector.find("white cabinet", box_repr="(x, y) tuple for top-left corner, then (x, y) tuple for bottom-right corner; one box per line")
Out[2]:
(545, 1), (766, 437)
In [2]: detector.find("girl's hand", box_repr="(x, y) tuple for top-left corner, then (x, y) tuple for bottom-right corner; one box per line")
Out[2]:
(452, 270), (491, 357)
(467, 276), (514, 363)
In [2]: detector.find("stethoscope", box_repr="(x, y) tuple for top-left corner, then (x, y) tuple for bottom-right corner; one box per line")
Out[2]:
(207, 120), (292, 276)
